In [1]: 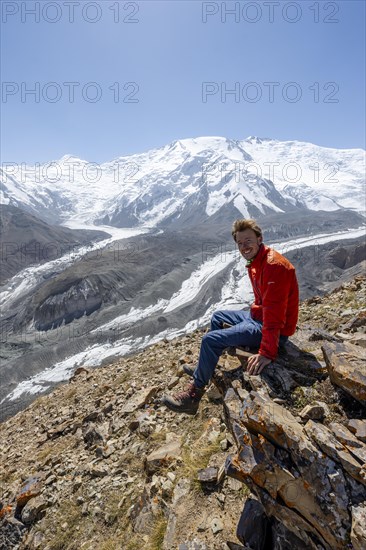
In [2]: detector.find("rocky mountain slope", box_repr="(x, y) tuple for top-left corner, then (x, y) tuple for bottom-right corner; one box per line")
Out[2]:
(0, 205), (109, 283)
(1, 276), (365, 549)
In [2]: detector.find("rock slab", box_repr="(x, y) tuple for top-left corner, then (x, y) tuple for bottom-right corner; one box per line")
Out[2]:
(322, 341), (366, 405)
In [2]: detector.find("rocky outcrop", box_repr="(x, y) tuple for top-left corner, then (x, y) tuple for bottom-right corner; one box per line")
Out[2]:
(225, 394), (353, 549)
(215, 332), (366, 548)
(322, 341), (366, 405)
(34, 277), (103, 330)
(348, 419), (366, 442)
(328, 243), (366, 270)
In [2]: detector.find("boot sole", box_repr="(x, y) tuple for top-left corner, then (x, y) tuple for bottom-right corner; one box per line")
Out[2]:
(161, 397), (199, 415)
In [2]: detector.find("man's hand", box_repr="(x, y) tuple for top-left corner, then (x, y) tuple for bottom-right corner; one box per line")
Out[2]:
(246, 354), (271, 375)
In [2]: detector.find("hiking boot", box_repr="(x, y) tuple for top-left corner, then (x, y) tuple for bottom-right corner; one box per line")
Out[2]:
(162, 382), (205, 415)
(182, 364), (195, 377)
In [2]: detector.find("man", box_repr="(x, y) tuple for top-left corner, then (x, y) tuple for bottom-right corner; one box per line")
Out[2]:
(162, 218), (299, 415)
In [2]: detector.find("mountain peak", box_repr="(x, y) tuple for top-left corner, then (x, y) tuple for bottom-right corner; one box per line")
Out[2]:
(2, 137), (364, 231)
(245, 136), (274, 144)
(58, 154), (86, 164)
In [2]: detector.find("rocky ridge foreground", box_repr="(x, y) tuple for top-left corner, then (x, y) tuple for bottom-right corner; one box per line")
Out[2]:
(0, 276), (365, 549)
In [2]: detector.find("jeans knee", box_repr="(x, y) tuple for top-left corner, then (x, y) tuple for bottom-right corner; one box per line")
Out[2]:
(211, 311), (220, 324)
(202, 332), (212, 345)
(202, 331), (219, 348)
(202, 331), (228, 354)
(211, 311), (226, 330)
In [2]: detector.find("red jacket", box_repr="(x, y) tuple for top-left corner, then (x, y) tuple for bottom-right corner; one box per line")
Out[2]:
(247, 244), (299, 360)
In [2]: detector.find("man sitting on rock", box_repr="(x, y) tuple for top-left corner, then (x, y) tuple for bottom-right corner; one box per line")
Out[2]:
(162, 218), (299, 415)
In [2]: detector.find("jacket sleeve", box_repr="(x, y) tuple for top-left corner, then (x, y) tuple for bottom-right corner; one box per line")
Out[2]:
(258, 264), (292, 360)
(250, 303), (262, 320)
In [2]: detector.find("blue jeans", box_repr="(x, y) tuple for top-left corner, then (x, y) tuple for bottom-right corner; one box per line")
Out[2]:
(193, 309), (288, 388)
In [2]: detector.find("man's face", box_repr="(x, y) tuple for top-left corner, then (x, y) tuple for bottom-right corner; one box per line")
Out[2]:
(236, 229), (262, 261)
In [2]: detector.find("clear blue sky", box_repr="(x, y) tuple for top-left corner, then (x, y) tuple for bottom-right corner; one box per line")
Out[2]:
(1, 0), (365, 164)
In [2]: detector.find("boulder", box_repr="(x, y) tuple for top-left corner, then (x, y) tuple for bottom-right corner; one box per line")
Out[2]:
(236, 498), (269, 549)
(304, 420), (366, 486)
(121, 386), (159, 414)
(351, 503), (366, 550)
(145, 439), (182, 474)
(299, 401), (330, 421)
(15, 476), (43, 517)
(322, 341), (366, 405)
(348, 419), (366, 443)
(240, 392), (318, 461)
(210, 517), (224, 534)
(223, 388), (246, 433)
(197, 468), (218, 484)
(251, 484), (330, 550)
(271, 518), (310, 550)
(21, 496), (48, 525)
(329, 422), (366, 463)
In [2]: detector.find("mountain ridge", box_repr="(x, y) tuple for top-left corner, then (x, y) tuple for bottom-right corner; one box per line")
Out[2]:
(0, 205), (109, 284)
(1, 136), (364, 230)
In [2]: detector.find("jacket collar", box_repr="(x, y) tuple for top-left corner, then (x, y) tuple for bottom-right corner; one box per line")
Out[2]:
(246, 243), (268, 270)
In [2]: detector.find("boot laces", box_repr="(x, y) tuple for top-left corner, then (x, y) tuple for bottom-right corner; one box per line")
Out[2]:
(174, 382), (198, 401)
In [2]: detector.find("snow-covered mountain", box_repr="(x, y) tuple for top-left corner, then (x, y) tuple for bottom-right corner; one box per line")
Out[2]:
(1, 137), (365, 229)
(1, 135), (365, 419)
(282, 183), (342, 211)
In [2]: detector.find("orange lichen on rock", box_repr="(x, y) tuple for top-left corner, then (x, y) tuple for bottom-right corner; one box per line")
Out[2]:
(242, 433), (251, 445)
(230, 455), (249, 481)
(0, 505), (12, 519)
(16, 489), (40, 508)
(303, 479), (311, 490)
